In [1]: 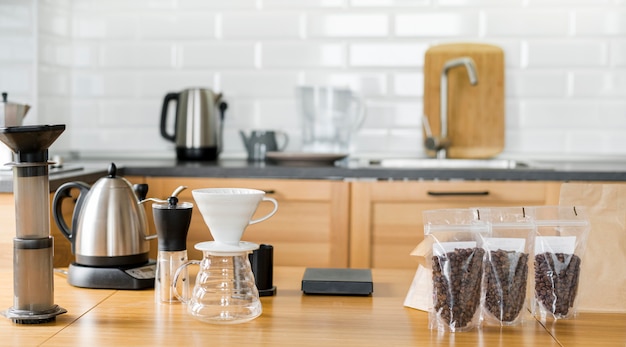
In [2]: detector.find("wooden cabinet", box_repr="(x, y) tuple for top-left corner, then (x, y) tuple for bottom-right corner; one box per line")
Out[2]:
(349, 180), (562, 269)
(143, 177), (350, 268)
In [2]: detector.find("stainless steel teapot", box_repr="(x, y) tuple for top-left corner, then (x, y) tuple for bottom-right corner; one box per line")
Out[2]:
(52, 163), (156, 267)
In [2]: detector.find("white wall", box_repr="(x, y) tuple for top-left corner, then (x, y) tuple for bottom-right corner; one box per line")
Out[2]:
(2, 0), (626, 160)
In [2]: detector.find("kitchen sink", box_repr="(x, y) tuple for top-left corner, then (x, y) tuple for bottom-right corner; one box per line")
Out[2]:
(366, 158), (532, 170)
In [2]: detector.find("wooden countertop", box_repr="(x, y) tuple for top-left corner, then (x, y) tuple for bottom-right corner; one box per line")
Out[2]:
(1, 266), (624, 347)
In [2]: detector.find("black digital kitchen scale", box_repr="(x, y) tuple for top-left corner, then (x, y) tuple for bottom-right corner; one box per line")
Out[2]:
(67, 260), (156, 290)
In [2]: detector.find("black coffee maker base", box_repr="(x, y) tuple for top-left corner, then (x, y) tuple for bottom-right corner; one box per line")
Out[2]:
(176, 147), (218, 161)
(67, 261), (156, 290)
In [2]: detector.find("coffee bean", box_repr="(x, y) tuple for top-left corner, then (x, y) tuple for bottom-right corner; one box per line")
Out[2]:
(484, 249), (529, 322)
(534, 252), (581, 317)
(432, 247), (485, 329)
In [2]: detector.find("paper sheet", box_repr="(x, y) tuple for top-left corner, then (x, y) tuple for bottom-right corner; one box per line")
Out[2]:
(559, 183), (626, 313)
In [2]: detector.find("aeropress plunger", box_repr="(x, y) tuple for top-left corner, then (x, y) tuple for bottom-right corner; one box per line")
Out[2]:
(0, 124), (67, 323)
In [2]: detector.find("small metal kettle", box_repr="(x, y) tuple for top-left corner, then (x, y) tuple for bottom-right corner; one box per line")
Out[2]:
(1, 92), (30, 127)
(160, 88), (228, 161)
(52, 163), (156, 267)
(1, 92), (30, 167)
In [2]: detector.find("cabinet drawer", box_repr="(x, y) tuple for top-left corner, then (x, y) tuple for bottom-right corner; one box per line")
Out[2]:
(144, 177), (350, 268)
(350, 180), (561, 269)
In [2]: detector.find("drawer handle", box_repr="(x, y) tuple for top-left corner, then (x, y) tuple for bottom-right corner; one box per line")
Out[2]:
(263, 189), (276, 195)
(427, 190), (490, 197)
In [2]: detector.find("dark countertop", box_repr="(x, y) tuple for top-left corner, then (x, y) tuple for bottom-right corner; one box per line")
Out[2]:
(1, 157), (625, 194)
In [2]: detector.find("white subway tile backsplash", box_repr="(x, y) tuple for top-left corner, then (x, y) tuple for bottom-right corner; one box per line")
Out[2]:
(39, 66), (71, 96)
(437, 0), (521, 6)
(101, 43), (174, 68)
(135, 71), (217, 97)
(521, 100), (604, 128)
(395, 13), (480, 37)
(99, 99), (162, 126)
(307, 14), (389, 38)
(263, 42), (345, 67)
(222, 13), (301, 38)
(221, 71), (300, 97)
(525, 40), (608, 67)
(181, 43), (256, 68)
(484, 10), (569, 37)
(3, 0), (625, 158)
(575, 11), (626, 36)
(363, 101), (422, 128)
(0, 2), (33, 34)
(73, 14), (138, 39)
(137, 14), (217, 39)
(515, 129), (567, 154)
(527, 0), (612, 6)
(0, 65), (32, 95)
(179, 0), (258, 9)
(392, 73), (423, 96)
(571, 71), (626, 97)
(612, 41), (626, 66)
(349, 43), (429, 67)
(0, 38), (34, 62)
(351, 0), (429, 6)
(302, 72), (388, 97)
(38, 6), (70, 37)
(386, 128), (423, 155)
(264, 0), (345, 8)
(506, 70), (567, 97)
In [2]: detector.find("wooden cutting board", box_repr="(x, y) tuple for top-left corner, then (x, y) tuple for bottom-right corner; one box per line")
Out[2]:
(423, 43), (505, 159)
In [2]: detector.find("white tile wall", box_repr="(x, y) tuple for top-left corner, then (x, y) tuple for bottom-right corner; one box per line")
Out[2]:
(0, 0), (625, 160)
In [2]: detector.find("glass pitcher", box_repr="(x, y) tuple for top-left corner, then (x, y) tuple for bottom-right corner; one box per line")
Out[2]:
(173, 244), (261, 324)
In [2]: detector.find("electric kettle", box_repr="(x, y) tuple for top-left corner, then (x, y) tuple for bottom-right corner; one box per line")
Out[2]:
(52, 163), (157, 267)
(160, 88), (228, 161)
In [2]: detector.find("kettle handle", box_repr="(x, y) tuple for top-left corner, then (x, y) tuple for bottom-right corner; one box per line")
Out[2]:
(52, 181), (91, 247)
(160, 92), (179, 142)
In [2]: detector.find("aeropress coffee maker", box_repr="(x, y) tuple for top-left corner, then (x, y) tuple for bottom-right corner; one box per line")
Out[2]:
(0, 124), (67, 324)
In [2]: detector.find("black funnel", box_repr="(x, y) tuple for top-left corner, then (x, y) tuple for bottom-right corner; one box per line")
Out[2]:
(0, 124), (65, 163)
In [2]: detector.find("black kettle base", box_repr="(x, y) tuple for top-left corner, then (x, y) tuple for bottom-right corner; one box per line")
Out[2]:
(67, 261), (156, 290)
(176, 147), (218, 161)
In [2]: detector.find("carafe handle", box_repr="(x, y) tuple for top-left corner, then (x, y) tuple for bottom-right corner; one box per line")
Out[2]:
(160, 92), (179, 142)
(249, 197), (279, 225)
(172, 260), (200, 303)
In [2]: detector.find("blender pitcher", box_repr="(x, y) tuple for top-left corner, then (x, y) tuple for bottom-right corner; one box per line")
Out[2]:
(296, 86), (365, 154)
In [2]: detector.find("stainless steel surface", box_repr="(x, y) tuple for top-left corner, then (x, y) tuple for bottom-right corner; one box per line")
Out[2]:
(176, 88), (222, 148)
(374, 158), (528, 170)
(425, 57), (478, 159)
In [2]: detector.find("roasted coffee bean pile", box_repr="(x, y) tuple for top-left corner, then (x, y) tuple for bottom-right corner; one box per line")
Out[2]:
(432, 247), (485, 329)
(534, 252), (581, 317)
(484, 250), (529, 322)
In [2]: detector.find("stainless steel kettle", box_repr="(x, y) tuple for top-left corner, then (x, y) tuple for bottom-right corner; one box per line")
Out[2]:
(52, 163), (156, 267)
(160, 88), (228, 161)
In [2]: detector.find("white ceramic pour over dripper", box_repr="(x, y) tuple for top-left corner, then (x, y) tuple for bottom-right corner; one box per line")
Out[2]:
(191, 188), (278, 252)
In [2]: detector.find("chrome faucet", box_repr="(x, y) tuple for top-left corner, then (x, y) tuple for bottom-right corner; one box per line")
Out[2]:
(424, 57), (478, 159)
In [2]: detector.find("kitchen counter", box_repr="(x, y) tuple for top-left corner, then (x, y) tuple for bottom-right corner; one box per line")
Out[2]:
(1, 157), (626, 193)
(1, 266), (625, 346)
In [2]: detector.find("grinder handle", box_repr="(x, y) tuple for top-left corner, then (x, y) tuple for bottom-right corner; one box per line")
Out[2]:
(52, 181), (91, 249)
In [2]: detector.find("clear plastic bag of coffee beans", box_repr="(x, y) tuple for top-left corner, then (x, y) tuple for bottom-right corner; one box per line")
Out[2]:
(424, 209), (490, 332)
(527, 206), (590, 321)
(476, 207), (534, 326)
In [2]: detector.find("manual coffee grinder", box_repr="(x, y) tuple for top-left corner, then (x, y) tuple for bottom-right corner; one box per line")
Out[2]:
(0, 124), (67, 323)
